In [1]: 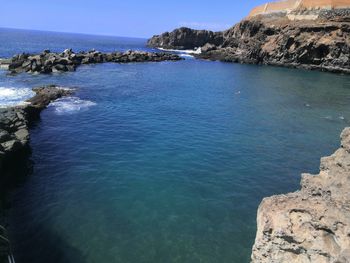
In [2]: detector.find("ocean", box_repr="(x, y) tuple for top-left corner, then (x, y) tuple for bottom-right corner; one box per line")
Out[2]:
(1, 27), (350, 263)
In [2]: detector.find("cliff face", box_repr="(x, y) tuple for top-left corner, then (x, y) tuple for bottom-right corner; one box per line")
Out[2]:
(251, 127), (350, 263)
(148, 9), (350, 73)
(147, 27), (223, 50)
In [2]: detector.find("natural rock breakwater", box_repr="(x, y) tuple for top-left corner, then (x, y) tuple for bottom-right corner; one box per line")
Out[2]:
(0, 85), (73, 262)
(252, 127), (350, 263)
(0, 49), (182, 74)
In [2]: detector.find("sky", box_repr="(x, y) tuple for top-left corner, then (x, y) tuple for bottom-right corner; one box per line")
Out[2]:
(0, 0), (269, 38)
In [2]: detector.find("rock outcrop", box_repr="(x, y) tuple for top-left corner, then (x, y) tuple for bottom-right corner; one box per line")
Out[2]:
(148, 9), (350, 74)
(251, 127), (350, 263)
(0, 85), (73, 262)
(0, 85), (73, 162)
(147, 27), (223, 50)
(0, 85), (73, 177)
(1, 49), (182, 74)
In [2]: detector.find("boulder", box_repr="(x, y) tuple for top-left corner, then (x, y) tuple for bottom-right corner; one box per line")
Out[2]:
(251, 127), (350, 262)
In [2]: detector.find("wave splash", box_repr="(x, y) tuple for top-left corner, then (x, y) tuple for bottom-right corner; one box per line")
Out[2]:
(49, 97), (96, 114)
(0, 87), (35, 108)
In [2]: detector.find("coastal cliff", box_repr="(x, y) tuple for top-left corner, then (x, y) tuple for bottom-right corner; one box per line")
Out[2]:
(251, 128), (350, 263)
(148, 8), (350, 73)
(147, 27), (223, 50)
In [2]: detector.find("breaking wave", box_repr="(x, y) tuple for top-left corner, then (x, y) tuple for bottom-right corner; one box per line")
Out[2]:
(49, 97), (96, 114)
(0, 87), (35, 107)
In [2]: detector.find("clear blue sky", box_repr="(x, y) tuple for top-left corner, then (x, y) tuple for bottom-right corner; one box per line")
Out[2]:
(0, 0), (269, 38)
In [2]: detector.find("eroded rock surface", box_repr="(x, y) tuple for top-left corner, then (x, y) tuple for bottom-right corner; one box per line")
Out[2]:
(1, 49), (182, 74)
(148, 9), (350, 74)
(251, 127), (350, 263)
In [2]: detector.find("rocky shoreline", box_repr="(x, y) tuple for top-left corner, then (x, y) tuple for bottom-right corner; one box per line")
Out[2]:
(251, 127), (350, 262)
(148, 9), (350, 74)
(0, 49), (182, 74)
(0, 85), (73, 262)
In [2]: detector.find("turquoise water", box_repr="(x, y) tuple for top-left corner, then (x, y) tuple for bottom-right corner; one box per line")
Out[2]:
(1, 28), (350, 263)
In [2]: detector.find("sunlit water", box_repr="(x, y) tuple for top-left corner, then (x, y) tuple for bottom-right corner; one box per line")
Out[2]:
(1, 28), (350, 263)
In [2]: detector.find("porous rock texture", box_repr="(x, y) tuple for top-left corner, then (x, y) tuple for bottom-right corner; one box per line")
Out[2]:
(251, 127), (350, 263)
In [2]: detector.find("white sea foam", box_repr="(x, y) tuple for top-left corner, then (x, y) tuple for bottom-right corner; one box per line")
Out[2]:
(49, 97), (96, 114)
(179, 54), (194, 58)
(0, 87), (35, 108)
(158, 47), (202, 55)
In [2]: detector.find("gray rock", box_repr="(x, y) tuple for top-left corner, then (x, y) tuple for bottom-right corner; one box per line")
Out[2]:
(0, 130), (11, 143)
(14, 129), (29, 143)
(5, 50), (182, 74)
(1, 140), (22, 152)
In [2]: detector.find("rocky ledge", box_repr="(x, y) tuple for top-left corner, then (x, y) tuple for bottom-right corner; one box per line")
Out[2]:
(148, 9), (350, 74)
(0, 85), (73, 175)
(0, 49), (182, 74)
(251, 127), (350, 263)
(0, 85), (72, 262)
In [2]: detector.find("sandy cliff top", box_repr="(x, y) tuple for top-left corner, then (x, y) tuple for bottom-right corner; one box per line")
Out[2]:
(249, 0), (350, 17)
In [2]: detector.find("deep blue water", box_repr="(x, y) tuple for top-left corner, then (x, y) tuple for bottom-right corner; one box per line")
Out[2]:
(1, 27), (350, 263)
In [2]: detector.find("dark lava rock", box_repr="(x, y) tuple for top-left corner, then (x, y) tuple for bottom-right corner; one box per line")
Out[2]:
(3, 50), (182, 74)
(0, 84), (73, 262)
(0, 85), (73, 174)
(147, 27), (224, 50)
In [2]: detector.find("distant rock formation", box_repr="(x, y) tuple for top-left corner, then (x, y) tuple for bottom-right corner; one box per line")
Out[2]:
(147, 27), (223, 50)
(251, 127), (350, 263)
(0, 50), (182, 74)
(148, 8), (350, 74)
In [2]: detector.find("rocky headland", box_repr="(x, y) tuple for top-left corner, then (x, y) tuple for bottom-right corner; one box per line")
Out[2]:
(0, 85), (73, 262)
(147, 27), (223, 50)
(148, 8), (350, 74)
(0, 49), (182, 74)
(251, 127), (350, 263)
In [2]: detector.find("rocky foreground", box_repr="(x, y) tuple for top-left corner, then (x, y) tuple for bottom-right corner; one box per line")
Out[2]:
(0, 49), (182, 74)
(148, 9), (350, 74)
(0, 85), (72, 169)
(0, 85), (73, 261)
(251, 127), (350, 263)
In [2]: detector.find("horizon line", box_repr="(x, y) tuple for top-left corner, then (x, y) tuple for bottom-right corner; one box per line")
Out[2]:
(0, 26), (149, 40)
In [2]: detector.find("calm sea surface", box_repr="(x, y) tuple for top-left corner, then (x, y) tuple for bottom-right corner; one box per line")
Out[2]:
(0, 27), (350, 263)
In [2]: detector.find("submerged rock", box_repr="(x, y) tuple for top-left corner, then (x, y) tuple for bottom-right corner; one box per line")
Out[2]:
(251, 127), (350, 263)
(2, 50), (182, 74)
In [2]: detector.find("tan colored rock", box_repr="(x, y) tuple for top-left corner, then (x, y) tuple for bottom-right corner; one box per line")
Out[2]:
(251, 127), (350, 263)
